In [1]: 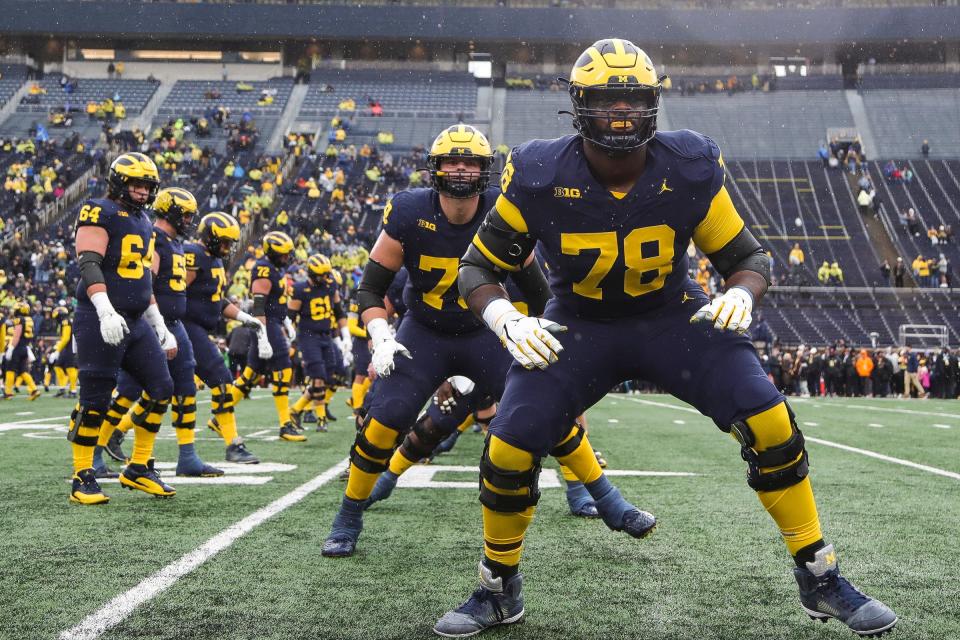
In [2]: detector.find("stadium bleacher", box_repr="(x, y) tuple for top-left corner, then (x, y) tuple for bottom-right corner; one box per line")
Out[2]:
(862, 89), (960, 159)
(16, 76), (159, 115)
(157, 78), (294, 117)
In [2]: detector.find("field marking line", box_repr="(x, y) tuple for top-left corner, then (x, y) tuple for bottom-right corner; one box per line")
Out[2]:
(792, 399), (960, 421)
(615, 395), (960, 481)
(59, 457), (350, 640)
(804, 437), (960, 481)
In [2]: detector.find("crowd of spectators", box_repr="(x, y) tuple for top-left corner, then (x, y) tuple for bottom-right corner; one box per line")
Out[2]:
(758, 343), (958, 399)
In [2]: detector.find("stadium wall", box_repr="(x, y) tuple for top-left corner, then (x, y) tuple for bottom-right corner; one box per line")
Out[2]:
(1, 1), (958, 47)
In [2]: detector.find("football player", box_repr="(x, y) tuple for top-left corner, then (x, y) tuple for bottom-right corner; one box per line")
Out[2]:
(184, 212), (266, 463)
(94, 189), (235, 492)
(321, 125), (642, 558)
(230, 230), (303, 442)
(288, 253), (348, 432)
(67, 152), (176, 505)
(49, 304), (79, 398)
(345, 297), (372, 416)
(3, 301), (41, 400)
(434, 39), (897, 638)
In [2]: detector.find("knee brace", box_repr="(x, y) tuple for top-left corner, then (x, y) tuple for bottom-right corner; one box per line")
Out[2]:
(210, 384), (236, 414)
(349, 416), (399, 474)
(171, 395), (197, 430)
(730, 402), (809, 492)
(130, 392), (170, 434)
(479, 436), (542, 513)
(104, 394), (135, 427)
(550, 422), (585, 458)
(400, 414), (443, 461)
(271, 367), (292, 396)
(234, 366), (258, 398)
(308, 378), (326, 402)
(67, 406), (103, 446)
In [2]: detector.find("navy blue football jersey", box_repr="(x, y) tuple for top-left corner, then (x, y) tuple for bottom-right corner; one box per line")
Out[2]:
(252, 258), (289, 321)
(184, 242), (227, 331)
(496, 131), (744, 318)
(386, 267), (408, 321)
(75, 197), (156, 315)
(382, 187), (498, 333)
(292, 279), (339, 333)
(152, 227), (187, 322)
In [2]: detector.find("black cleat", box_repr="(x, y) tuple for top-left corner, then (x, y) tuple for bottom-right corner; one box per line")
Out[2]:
(93, 462), (120, 479)
(120, 459), (176, 497)
(279, 422), (306, 442)
(70, 468), (110, 505)
(322, 497), (364, 557)
(433, 562), (525, 637)
(105, 430), (128, 462)
(226, 440), (259, 464)
(795, 545), (898, 637)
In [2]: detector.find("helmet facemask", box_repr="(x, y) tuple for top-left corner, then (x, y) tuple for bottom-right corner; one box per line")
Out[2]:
(430, 155), (492, 199)
(569, 83), (660, 155)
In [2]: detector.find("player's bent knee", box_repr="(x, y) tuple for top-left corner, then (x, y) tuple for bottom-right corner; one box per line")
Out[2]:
(480, 435), (542, 513)
(350, 417), (401, 474)
(550, 423), (586, 458)
(732, 401), (809, 492)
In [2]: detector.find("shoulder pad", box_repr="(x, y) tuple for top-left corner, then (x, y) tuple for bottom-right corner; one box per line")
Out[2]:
(509, 136), (578, 192)
(654, 129), (721, 162)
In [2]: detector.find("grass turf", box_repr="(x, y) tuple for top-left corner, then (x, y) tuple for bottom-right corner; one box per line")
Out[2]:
(0, 390), (957, 640)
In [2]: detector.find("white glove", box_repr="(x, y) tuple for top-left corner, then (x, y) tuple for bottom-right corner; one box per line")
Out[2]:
(3, 345), (13, 361)
(367, 317), (411, 377)
(257, 325), (274, 360)
(341, 345), (354, 368)
(91, 291), (129, 346)
(284, 316), (297, 342)
(482, 299), (566, 370)
(340, 325), (351, 344)
(690, 286), (754, 333)
(26, 346), (35, 364)
(143, 302), (177, 354)
(235, 310), (264, 330)
(48, 350), (59, 364)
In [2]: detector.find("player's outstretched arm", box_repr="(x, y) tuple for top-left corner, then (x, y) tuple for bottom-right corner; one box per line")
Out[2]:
(460, 207), (564, 370)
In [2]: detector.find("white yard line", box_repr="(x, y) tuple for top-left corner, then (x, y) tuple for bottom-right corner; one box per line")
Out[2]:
(804, 437), (960, 481)
(792, 399), (960, 421)
(615, 395), (960, 480)
(59, 457), (350, 640)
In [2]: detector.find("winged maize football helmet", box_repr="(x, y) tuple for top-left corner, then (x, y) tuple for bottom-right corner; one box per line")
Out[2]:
(108, 152), (160, 210)
(152, 187), (198, 235)
(565, 38), (663, 154)
(198, 212), (241, 258)
(428, 124), (494, 199)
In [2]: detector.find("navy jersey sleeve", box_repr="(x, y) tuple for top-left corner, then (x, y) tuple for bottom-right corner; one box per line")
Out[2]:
(382, 191), (413, 243)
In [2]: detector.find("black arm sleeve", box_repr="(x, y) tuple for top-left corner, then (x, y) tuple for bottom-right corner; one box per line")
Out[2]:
(357, 259), (397, 315)
(78, 251), (106, 290)
(286, 307), (298, 322)
(508, 260), (552, 317)
(332, 300), (345, 321)
(458, 207), (536, 301)
(707, 227), (771, 285)
(252, 294), (266, 317)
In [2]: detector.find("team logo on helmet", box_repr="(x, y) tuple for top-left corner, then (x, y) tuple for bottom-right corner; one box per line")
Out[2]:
(108, 152), (160, 210)
(152, 187), (198, 235)
(563, 38), (663, 155)
(428, 124), (494, 199)
(262, 231), (294, 267)
(198, 212), (241, 258)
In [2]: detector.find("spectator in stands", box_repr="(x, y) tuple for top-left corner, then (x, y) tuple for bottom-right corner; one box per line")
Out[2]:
(855, 349), (874, 396)
(856, 186), (873, 217)
(879, 259), (891, 285)
(817, 260), (830, 285)
(921, 139), (930, 159)
(927, 226), (940, 246)
(902, 347), (925, 398)
(905, 208), (921, 236)
(817, 141), (829, 167)
(107, 62), (115, 79)
(893, 257), (906, 287)
(913, 254), (929, 285)
(115, 61), (124, 78)
(827, 262), (843, 286)
(936, 253), (949, 287)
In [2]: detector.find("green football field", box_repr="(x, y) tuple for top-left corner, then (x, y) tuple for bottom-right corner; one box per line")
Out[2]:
(1, 390), (958, 640)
